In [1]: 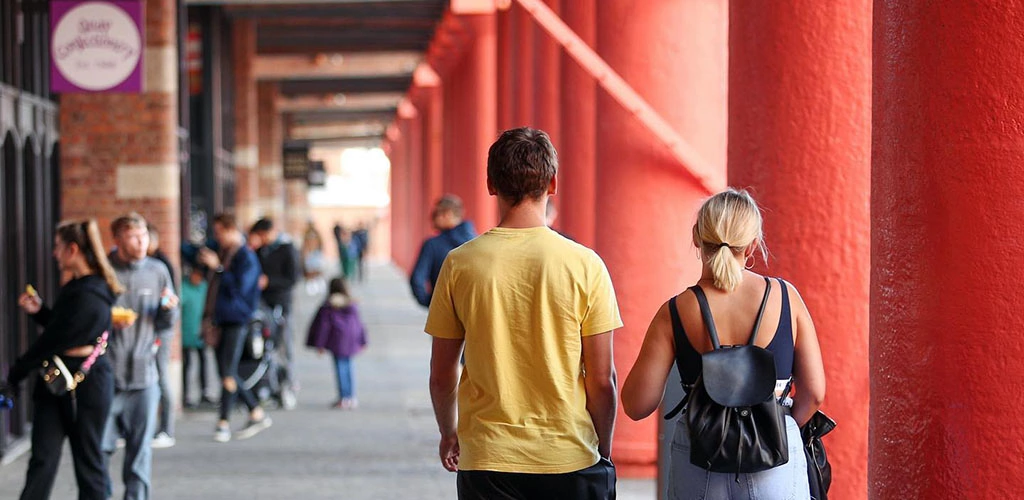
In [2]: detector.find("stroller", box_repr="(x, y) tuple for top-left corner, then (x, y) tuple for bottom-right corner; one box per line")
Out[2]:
(238, 304), (297, 410)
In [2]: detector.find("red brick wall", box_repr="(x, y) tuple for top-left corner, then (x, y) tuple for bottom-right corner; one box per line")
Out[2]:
(233, 19), (259, 225)
(257, 82), (284, 220)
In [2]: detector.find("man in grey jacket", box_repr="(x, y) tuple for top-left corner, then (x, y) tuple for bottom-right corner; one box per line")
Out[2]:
(104, 213), (179, 500)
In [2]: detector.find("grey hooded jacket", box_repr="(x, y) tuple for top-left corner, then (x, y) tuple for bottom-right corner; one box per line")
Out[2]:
(109, 254), (179, 390)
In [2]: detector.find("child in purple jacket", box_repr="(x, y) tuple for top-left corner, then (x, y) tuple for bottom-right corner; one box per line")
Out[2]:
(306, 278), (367, 409)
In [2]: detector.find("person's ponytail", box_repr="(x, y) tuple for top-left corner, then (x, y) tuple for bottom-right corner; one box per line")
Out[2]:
(56, 219), (124, 295)
(708, 245), (743, 292)
(693, 189), (766, 292)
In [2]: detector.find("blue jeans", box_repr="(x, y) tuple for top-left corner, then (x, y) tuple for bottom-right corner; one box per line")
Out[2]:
(668, 415), (809, 500)
(333, 355), (354, 400)
(217, 324), (259, 421)
(102, 384), (160, 500)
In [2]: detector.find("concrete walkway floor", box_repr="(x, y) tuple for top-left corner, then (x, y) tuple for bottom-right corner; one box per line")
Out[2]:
(0, 263), (656, 499)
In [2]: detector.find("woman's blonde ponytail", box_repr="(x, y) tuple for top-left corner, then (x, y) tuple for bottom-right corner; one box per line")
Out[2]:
(694, 189), (766, 292)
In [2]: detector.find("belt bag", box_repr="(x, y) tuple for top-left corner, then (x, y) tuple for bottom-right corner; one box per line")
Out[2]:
(40, 331), (108, 396)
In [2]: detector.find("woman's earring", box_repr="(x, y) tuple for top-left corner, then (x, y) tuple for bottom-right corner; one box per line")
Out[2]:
(745, 255), (755, 270)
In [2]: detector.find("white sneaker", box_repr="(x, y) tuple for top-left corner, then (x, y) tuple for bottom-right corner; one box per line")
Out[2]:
(213, 425), (231, 443)
(234, 416), (272, 440)
(151, 432), (176, 449)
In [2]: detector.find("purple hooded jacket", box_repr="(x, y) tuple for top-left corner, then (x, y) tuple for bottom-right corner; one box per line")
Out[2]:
(306, 294), (367, 358)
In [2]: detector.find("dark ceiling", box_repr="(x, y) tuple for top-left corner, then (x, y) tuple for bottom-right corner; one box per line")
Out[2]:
(198, 0), (448, 144)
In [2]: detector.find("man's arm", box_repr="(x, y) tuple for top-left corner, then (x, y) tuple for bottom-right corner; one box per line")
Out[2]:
(409, 241), (434, 307)
(582, 331), (617, 459)
(429, 337), (463, 471)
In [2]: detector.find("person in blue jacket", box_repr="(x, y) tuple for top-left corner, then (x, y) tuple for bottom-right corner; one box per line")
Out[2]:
(197, 213), (271, 443)
(409, 195), (477, 307)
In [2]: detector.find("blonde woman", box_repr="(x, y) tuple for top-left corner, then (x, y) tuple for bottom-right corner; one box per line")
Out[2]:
(621, 189), (825, 500)
(7, 219), (123, 500)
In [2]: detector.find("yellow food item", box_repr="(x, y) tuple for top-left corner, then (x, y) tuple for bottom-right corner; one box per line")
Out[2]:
(111, 306), (138, 323)
(25, 284), (36, 297)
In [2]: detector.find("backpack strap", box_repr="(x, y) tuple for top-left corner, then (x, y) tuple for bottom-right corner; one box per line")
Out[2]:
(664, 296), (690, 420)
(689, 285), (721, 350)
(667, 295), (689, 384)
(747, 277), (772, 346)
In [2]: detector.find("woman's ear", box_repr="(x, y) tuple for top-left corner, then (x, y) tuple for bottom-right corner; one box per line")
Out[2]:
(691, 224), (700, 248)
(744, 238), (760, 259)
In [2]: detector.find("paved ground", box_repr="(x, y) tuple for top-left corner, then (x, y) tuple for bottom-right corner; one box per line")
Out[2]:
(0, 263), (656, 499)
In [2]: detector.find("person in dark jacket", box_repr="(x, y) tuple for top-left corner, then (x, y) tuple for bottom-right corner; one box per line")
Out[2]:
(409, 195), (477, 307)
(306, 278), (367, 410)
(248, 217), (300, 397)
(6, 219), (124, 500)
(197, 213), (271, 443)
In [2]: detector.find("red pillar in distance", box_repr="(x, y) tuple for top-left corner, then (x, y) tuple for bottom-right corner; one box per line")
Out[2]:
(511, 2), (535, 127)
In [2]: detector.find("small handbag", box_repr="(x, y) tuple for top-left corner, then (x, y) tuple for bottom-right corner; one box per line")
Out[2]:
(40, 331), (108, 396)
(802, 409), (836, 500)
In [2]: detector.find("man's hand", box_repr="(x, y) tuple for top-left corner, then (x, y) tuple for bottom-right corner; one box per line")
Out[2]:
(258, 274), (270, 290)
(112, 316), (137, 330)
(197, 247), (221, 270)
(17, 292), (41, 315)
(160, 288), (179, 310)
(439, 433), (460, 472)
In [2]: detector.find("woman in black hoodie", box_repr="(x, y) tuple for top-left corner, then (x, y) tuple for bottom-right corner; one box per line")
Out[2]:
(6, 219), (123, 500)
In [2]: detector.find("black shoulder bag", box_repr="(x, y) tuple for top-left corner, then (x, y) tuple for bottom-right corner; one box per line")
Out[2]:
(667, 278), (790, 475)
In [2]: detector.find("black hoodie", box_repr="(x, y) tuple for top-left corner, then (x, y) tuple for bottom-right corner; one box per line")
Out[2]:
(7, 275), (116, 385)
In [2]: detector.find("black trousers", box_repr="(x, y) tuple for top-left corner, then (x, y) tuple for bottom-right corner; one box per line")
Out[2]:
(216, 324), (259, 421)
(20, 356), (114, 500)
(457, 457), (616, 500)
(182, 346), (210, 404)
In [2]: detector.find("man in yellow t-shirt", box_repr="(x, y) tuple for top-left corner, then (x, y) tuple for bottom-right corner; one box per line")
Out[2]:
(426, 127), (622, 500)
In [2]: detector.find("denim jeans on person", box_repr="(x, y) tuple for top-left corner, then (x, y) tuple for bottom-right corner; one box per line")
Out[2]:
(333, 355), (354, 400)
(668, 415), (809, 500)
(102, 383), (160, 500)
(216, 324), (259, 420)
(154, 340), (174, 437)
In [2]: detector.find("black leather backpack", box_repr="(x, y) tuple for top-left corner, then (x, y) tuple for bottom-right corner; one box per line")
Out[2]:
(665, 278), (790, 475)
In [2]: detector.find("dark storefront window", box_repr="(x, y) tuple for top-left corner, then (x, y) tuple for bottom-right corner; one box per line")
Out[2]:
(0, 0), (61, 458)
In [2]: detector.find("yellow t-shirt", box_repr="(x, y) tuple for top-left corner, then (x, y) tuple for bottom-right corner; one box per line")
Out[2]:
(424, 226), (622, 474)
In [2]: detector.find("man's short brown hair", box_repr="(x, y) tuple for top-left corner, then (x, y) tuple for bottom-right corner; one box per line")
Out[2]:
(432, 194), (465, 219)
(486, 127), (558, 206)
(213, 213), (238, 230)
(110, 212), (148, 237)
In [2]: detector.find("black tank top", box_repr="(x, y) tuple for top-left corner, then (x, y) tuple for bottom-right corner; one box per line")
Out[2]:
(667, 277), (794, 386)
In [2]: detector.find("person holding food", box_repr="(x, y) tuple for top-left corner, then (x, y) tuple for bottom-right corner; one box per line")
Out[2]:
(3, 219), (123, 500)
(103, 213), (179, 500)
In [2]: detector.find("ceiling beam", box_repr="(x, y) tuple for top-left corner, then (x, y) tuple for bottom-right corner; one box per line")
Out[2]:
(218, 2), (445, 20)
(288, 108), (398, 125)
(254, 52), (422, 81)
(289, 121), (388, 140)
(277, 92), (405, 113)
(279, 76), (412, 96)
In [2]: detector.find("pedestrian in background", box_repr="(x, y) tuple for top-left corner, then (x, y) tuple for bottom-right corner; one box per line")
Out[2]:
(198, 214), (271, 443)
(105, 213), (179, 498)
(144, 223), (177, 449)
(409, 195), (477, 308)
(306, 278), (367, 410)
(180, 263), (213, 409)
(301, 221), (326, 295)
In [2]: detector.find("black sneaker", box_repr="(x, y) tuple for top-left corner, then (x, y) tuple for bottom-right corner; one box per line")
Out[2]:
(234, 416), (272, 440)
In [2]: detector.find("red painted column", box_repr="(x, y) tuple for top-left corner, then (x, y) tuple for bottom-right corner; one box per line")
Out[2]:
(405, 112), (425, 268)
(533, 0), (560, 150)
(594, 0), (728, 477)
(558, 0), (596, 248)
(422, 84), (445, 227)
(872, 3), (1024, 497)
(388, 125), (409, 270)
(511, 3), (534, 127)
(496, 8), (515, 131)
(445, 14), (498, 231)
(728, 3), (871, 499)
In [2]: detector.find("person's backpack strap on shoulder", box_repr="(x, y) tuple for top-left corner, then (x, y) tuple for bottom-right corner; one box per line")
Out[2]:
(665, 295), (689, 419)
(690, 285), (722, 349)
